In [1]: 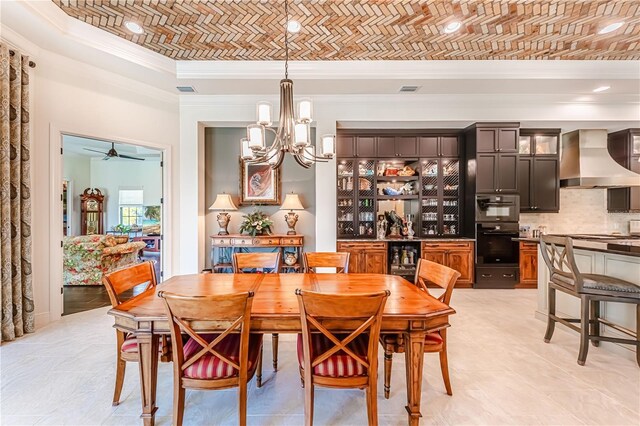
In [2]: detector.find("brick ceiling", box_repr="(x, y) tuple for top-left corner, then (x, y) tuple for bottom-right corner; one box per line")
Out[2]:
(52, 1), (640, 60)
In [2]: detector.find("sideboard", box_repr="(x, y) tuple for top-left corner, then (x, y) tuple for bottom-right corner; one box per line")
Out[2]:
(210, 234), (304, 272)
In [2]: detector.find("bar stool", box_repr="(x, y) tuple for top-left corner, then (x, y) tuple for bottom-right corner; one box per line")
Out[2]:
(540, 235), (640, 367)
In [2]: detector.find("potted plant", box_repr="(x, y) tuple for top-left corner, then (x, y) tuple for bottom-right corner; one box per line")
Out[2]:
(239, 210), (273, 236)
(112, 224), (132, 244)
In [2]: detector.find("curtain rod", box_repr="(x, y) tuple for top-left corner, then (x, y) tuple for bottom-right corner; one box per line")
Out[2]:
(9, 50), (36, 68)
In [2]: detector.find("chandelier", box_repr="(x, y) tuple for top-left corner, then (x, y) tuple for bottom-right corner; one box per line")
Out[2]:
(240, 0), (335, 169)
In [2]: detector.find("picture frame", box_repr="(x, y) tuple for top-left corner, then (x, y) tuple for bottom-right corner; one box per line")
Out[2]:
(239, 159), (281, 205)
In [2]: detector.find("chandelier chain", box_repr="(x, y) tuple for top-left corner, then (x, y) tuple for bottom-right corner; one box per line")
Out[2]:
(284, 0), (289, 79)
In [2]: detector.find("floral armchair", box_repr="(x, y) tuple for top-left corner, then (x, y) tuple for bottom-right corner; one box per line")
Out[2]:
(63, 235), (147, 286)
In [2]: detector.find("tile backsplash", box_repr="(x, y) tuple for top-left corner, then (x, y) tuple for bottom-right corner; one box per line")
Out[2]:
(520, 188), (640, 235)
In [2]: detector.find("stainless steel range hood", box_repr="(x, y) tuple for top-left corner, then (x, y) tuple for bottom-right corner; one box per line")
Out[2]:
(560, 129), (640, 188)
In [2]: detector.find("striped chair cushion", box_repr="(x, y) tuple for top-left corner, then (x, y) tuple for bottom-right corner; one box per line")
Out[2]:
(297, 333), (369, 378)
(182, 333), (262, 380)
(380, 331), (444, 347)
(121, 336), (167, 353)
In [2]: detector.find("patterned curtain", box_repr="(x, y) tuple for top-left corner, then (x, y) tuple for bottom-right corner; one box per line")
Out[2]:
(0, 43), (34, 342)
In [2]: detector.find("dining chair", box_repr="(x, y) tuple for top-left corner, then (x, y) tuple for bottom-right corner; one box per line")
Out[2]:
(296, 289), (389, 426)
(159, 290), (262, 426)
(380, 259), (460, 398)
(303, 252), (350, 273)
(540, 235), (640, 366)
(102, 261), (171, 406)
(232, 251), (281, 387)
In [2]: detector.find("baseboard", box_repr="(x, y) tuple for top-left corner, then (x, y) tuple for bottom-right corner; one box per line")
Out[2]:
(35, 312), (50, 329)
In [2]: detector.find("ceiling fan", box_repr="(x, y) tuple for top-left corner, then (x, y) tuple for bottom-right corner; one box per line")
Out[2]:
(83, 142), (145, 161)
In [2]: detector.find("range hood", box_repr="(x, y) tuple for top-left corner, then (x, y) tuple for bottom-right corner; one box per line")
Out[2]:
(560, 129), (640, 188)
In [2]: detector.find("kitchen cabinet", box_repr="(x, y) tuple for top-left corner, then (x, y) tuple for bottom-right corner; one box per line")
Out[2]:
(337, 159), (376, 238)
(337, 241), (387, 274)
(337, 135), (355, 157)
(376, 136), (417, 157)
(607, 128), (640, 212)
(421, 158), (462, 237)
(517, 241), (538, 288)
(421, 241), (474, 287)
(356, 136), (377, 157)
(418, 136), (459, 157)
(518, 129), (560, 212)
(476, 153), (518, 193)
(477, 127), (519, 153)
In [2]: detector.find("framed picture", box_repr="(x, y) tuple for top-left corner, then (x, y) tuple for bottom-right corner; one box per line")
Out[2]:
(240, 160), (281, 205)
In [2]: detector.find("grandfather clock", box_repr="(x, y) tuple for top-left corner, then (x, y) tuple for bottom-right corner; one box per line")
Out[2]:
(80, 188), (104, 235)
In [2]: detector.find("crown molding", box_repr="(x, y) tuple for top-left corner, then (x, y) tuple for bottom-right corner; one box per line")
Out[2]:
(17, 1), (175, 75)
(177, 60), (640, 81)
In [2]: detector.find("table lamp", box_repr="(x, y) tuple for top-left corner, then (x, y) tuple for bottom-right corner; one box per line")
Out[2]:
(209, 193), (238, 235)
(280, 193), (304, 235)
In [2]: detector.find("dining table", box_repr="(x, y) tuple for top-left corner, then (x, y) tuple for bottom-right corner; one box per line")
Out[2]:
(108, 272), (455, 426)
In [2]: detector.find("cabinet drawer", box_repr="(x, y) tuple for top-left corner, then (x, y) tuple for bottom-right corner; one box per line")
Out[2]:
(520, 241), (538, 250)
(212, 237), (233, 246)
(232, 238), (253, 246)
(422, 242), (472, 250)
(281, 236), (303, 246)
(254, 237), (281, 246)
(338, 241), (386, 250)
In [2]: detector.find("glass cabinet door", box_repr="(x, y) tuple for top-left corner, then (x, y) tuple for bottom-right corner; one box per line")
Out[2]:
(356, 160), (376, 237)
(534, 135), (558, 155)
(441, 159), (460, 236)
(632, 135), (640, 155)
(337, 160), (356, 237)
(519, 136), (532, 155)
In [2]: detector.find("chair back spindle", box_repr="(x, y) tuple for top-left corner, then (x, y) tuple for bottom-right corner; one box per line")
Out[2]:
(413, 259), (461, 305)
(233, 252), (281, 273)
(103, 261), (157, 307)
(539, 235), (584, 292)
(303, 252), (350, 273)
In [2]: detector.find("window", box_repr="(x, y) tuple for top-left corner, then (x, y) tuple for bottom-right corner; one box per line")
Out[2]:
(119, 189), (144, 228)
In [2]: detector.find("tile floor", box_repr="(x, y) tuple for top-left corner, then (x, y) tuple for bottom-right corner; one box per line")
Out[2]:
(1, 289), (638, 425)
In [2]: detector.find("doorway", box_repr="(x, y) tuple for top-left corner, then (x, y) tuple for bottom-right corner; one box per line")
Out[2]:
(61, 135), (164, 315)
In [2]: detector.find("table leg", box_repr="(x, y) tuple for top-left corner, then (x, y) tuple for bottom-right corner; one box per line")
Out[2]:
(137, 333), (159, 426)
(404, 330), (425, 425)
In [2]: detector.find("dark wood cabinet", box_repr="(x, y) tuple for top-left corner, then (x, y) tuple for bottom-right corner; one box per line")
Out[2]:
(476, 153), (518, 193)
(422, 241), (474, 287)
(395, 136), (418, 157)
(376, 136), (396, 157)
(356, 136), (376, 157)
(337, 135), (354, 157)
(477, 126), (519, 153)
(418, 136), (458, 157)
(497, 154), (518, 192)
(519, 129), (560, 212)
(518, 241), (538, 288)
(337, 241), (387, 274)
(607, 129), (640, 212)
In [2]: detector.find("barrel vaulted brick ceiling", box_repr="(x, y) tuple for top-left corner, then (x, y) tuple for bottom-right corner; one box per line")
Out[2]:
(52, 0), (640, 61)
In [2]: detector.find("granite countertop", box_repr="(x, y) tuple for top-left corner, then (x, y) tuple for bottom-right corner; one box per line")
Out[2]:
(516, 235), (640, 258)
(337, 237), (475, 242)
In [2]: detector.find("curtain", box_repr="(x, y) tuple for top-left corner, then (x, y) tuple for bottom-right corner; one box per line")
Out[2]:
(0, 43), (34, 342)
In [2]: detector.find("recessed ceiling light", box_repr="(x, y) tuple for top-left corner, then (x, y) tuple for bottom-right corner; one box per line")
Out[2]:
(598, 22), (624, 34)
(443, 21), (462, 34)
(287, 20), (301, 33)
(124, 21), (144, 35)
(593, 86), (610, 93)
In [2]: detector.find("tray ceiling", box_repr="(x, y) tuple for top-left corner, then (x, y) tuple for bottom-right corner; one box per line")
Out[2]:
(52, 0), (640, 61)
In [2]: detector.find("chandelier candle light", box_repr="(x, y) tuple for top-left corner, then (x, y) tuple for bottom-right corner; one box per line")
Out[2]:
(241, 0), (335, 169)
(280, 193), (304, 235)
(209, 193), (238, 235)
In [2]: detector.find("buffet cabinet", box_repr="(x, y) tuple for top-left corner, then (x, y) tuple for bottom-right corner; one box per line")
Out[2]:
(336, 241), (387, 274)
(337, 240), (474, 287)
(517, 241), (538, 288)
(421, 241), (474, 287)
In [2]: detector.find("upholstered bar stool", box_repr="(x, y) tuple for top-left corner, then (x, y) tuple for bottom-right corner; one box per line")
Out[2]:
(540, 235), (640, 367)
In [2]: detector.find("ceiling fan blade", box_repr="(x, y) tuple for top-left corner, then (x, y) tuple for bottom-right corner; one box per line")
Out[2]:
(83, 148), (107, 154)
(118, 153), (146, 161)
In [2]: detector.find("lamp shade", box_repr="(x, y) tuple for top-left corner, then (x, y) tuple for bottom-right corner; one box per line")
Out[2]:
(209, 194), (238, 211)
(280, 193), (304, 211)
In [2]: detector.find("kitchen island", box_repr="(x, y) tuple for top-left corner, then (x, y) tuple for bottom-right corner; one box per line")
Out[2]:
(532, 235), (640, 360)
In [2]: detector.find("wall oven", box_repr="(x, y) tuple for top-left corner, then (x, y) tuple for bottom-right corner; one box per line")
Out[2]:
(475, 194), (520, 223)
(475, 221), (520, 289)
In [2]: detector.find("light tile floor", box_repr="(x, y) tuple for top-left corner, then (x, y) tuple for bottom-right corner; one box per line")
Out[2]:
(1, 289), (638, 425)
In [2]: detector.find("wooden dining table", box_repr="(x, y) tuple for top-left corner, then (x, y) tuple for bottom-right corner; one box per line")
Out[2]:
(108, 272), (455, 426)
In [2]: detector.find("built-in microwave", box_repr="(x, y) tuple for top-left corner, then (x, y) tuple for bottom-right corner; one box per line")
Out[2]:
(475, 194), (520, 223)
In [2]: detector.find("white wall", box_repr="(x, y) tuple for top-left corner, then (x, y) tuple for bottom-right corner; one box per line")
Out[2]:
(180, 95), (640, 273)
(62, 155), (91, 236)
(0, 37), (180, 326)
(90, 158), (163, 232)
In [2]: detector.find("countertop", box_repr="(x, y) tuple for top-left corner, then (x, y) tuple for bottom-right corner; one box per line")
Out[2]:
(337, 237), (475, 242)
(516, 234), (640, 258)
